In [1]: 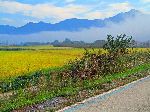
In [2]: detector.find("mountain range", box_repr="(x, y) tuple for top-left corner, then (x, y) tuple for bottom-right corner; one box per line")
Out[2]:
(0, 9), (141, 35)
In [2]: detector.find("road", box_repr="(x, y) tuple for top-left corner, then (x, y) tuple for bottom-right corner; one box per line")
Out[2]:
(59, 76), (150, 112)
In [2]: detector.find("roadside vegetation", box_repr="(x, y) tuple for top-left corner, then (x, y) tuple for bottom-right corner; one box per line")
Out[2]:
(0, 34), (150, 111)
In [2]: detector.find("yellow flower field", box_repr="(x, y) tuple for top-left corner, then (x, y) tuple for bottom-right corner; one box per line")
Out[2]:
(0, 48), (84, 80)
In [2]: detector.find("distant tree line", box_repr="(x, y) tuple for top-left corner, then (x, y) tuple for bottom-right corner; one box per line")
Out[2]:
(0, 38), (150, 48)
(134, 41), (150, 48)
(51, 38), (106, 48)
(51, 38), (150, 48)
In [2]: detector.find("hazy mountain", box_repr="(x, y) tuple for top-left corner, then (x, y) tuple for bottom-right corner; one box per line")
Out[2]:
(0, 9), (141, 34)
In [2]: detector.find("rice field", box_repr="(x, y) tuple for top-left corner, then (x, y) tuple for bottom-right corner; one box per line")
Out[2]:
(0, 47), (85, 80)
(0, 46), (149, 80)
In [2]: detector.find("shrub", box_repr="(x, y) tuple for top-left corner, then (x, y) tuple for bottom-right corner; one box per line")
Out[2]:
(103, 34), (133, 55)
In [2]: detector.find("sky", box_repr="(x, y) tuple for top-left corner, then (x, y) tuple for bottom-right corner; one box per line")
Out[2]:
(0, 0), (150, 26)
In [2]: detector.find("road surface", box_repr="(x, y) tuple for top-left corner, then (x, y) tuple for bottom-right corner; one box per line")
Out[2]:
(59, 76), (150, 112)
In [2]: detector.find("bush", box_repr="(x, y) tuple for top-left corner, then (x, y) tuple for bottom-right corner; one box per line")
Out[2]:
(103, 34), (133, 55)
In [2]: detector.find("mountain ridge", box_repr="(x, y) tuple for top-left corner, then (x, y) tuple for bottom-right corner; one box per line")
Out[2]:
(0, 9), (142, 34)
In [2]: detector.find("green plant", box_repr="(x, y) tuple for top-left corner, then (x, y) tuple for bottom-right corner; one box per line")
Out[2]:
(103, 34), (133, 55)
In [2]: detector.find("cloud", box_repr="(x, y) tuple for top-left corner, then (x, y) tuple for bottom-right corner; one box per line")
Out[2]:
(0, 0), (89, 22)
(83, 11), (112, 19)
(0, 18), (16, 25)
(0, 0), (134, 24)
(108, 2), (133, 14)
(0, 1), (32, 14)
(84, 2), (133, 19)
(1, 18), (14, 23)
(65, 0), (76, 3)
(141, 0), (150, 3)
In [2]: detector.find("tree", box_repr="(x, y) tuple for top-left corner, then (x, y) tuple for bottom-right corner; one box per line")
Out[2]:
(103, 34), (133, 55)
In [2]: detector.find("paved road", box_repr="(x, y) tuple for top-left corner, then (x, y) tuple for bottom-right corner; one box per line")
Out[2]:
(59, 76), (150, 112)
